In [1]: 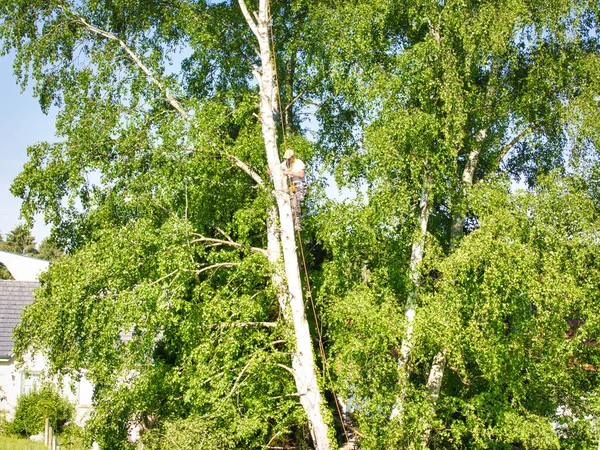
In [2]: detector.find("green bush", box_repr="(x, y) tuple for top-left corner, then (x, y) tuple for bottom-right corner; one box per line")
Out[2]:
(6, 383), (74, 437)
(0, 408), (9, 434)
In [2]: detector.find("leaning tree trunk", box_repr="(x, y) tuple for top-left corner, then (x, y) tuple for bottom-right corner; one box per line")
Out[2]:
(390, 172), (432, 421)
(239, 1), (331, 448)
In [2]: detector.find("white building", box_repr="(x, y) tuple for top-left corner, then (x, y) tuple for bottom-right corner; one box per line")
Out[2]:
(0, 254), (94, 424)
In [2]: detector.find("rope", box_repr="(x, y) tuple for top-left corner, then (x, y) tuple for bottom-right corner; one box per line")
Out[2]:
(296, 228), (351, 443)
(268, 2), (351, 444)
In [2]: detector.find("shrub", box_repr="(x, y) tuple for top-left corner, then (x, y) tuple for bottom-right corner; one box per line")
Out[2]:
(6, 383), (74, 437)
(0, 408), (8, 434)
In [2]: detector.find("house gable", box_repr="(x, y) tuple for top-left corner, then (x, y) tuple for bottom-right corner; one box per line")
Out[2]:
(0, 280), (38, 361)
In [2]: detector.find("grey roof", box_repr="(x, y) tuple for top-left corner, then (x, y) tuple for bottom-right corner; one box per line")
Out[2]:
(0, 280), (38, 359)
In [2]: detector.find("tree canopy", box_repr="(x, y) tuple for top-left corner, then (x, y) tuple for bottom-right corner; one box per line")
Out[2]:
(1, 0), (599, 448)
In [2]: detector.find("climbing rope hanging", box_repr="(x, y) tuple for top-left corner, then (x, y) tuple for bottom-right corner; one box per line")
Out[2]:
(268, 5), (352, 444)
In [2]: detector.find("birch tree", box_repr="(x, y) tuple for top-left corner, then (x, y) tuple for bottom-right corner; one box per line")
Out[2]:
(238, 0), (331, 447)
(2, 0), (332, 447)
(309, 0), (600, 447)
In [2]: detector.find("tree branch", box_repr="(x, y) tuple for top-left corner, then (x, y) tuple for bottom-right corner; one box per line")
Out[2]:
(225, 360), (253, 402)
(194, 262), (240, 274)
(216, 146), (265, 186)
(75, 17), (191, 121)
(184, 147), (264, 186)
(190, 235), (268, 258)
(204, 322), (277, 329)
(283, 88), (307, 116)
(72, 11), (265, 187)
(269, 392), (303, 400)
(275, 363), (296, 378)
(238, 0), (260, 41)
(150, 269), (179, 286)
(496, 126), (535, 165)
(215, 226), (234, 242)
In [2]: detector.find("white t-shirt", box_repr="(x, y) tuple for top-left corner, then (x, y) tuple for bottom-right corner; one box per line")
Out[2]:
(281, 158), (306, 184)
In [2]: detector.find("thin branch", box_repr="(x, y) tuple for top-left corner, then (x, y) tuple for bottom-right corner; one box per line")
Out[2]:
(275, 363), (296, 378)
(216, 226), (234, 242)
(238, 0), (260, 41)
(269, 392), (303, 400)
(496, 125), (535, 165)
(283, 88), (307, 115)
(194, 262), (240, 274)
(190, 235), (268, 257)
(204, 322), (277, 329)
(225, 153), (265, 185)
(266, 431), (283, 449)
(184, 147), (264, 186)
(226, 360), (253, 401)
(76, 17), (191, 121)
(150, 269), (179, 286)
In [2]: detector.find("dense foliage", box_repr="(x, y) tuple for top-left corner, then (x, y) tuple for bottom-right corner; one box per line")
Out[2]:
(6, 384), (74, 437)
(0, 0), (599, 448)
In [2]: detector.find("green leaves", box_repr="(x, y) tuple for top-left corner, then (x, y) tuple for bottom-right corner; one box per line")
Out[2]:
(2, 0), (600, 447)
(415, 174), (600, 447)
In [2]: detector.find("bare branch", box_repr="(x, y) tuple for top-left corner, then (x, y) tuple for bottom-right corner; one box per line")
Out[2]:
(225, 153), (265, 185)
(226, 360), (253, 401)
(275, 363), (296, 377)
(194, 262), (240, 274)
(150, 269), (179, 286)
(216, 226), (234, 242)
(204, 322), (278, 329)
(269, 392), (303, 400)
(190, 235), (268, 257)
(283, 88), (307, 115)
(238, 0), (260, 41)
(184, 147), (264, 186)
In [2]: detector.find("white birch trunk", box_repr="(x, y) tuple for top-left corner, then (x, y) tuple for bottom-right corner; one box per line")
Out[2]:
(420, 147), (481, 444)
(240, 1), (331, 448)
(390, 175), (432, 420)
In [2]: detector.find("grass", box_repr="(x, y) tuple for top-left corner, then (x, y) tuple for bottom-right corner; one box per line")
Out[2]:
(0, 435), (46, 450)
(0, 434), (84, 449)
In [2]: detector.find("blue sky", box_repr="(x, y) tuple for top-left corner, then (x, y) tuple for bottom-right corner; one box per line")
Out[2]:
(0, 55), (55, 242)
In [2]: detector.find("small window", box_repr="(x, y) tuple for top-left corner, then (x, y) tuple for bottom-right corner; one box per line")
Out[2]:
(21, 372), (40, 394)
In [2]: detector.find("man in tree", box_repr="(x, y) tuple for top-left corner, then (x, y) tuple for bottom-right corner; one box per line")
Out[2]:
(282, 149), (306, 231)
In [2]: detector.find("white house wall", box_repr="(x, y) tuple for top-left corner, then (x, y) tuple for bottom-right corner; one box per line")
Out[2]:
(0, 353), (93, 426)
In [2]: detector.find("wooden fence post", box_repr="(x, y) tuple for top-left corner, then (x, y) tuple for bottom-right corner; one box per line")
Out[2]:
(44, 418), (49, 446)
(48, 426), (53, 450)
